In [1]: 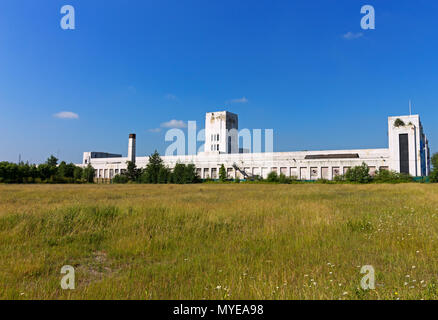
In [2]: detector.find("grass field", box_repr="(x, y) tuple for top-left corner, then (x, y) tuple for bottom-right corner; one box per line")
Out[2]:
(1, 183), (438, 300)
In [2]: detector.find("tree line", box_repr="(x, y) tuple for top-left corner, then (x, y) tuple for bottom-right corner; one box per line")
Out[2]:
(112, 151), (200, 184)
(0, 156), (94, 184)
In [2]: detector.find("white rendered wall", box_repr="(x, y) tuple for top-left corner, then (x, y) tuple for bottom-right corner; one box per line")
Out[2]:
(80, 113), (430, 180)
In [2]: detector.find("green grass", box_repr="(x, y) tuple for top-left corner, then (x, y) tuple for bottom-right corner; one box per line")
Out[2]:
(1, 183), (438, 300)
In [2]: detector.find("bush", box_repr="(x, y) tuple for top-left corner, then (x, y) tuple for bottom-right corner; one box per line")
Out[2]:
(431, 153), (438, 183)
(112, 174), (129, 184)
(345, 163), (372, 183)
(373, 169), (412, 183)
(219, 164), (227, 182)
(278, 173), (289, 184)
(394, 118), (406, 127)
(267, 171), (279, 182)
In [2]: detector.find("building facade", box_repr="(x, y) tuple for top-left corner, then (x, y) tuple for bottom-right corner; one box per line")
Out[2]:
(81, 111), (431, 181)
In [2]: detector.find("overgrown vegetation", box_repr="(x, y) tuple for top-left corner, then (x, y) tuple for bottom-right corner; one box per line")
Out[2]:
(0, 156), (94, 184)
(394, 118), (406, 127)
(325, 163), (414, 184)
(345, 163), (372, 183)
(219, 164), (227, 182)
(430, 153), (438, 183)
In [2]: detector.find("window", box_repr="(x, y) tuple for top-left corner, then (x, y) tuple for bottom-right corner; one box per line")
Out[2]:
(399, 133), (409, 174)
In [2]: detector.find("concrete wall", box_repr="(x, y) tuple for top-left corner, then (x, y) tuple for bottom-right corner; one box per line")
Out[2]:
(87, 148), (390, 180)
(388, 115), (429, 177)
(204, 111), (238, 154)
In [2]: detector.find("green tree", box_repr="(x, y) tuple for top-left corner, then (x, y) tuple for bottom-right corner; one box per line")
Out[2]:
(430, 153), (438, 183)
(126, 161), (140, 182)
(141, 150), (164, 183)
(157, 166), (171, 184)
(46, 155), (58, 167)
(219, 164), (227, 182)
(172, 163), (186, 184)
(82, 164), (95, 183)
(184, 164), (199, 183)
(73, 166), (83, 182)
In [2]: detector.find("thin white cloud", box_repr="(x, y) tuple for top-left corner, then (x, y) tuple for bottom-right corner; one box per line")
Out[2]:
(148, 128), (162, 133)
(53, 111), (79, 119)
(165, 93), (177, 100)
(160, 119), (187, 128)
(230, 96), (249, 104)
(343, 32), (364, 40)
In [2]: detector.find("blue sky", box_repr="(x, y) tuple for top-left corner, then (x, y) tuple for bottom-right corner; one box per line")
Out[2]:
(0, 0), (437, 163)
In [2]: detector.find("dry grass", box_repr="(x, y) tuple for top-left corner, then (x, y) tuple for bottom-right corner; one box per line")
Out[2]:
(1, 183), (438, 300)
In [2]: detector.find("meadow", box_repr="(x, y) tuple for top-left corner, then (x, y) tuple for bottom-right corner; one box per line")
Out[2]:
(1, 183), (438, 300)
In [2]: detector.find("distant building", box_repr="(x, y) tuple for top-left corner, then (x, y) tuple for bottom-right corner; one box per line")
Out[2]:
(80, 111), (431, 180)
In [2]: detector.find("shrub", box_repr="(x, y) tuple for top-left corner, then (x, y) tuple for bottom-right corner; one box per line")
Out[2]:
(431, 153), (438, 183)
(112, 174), (129, 184)
(373, 169), (412, 183)
(267, 171), (279, 183)
(394, 118), (405, 127)
(219, 164), (227, 182)
(278, 173), (289, 184)
(345, 163), (372, 183)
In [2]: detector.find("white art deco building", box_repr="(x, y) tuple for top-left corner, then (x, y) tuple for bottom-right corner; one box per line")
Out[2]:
(81, 111), (431, 181)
